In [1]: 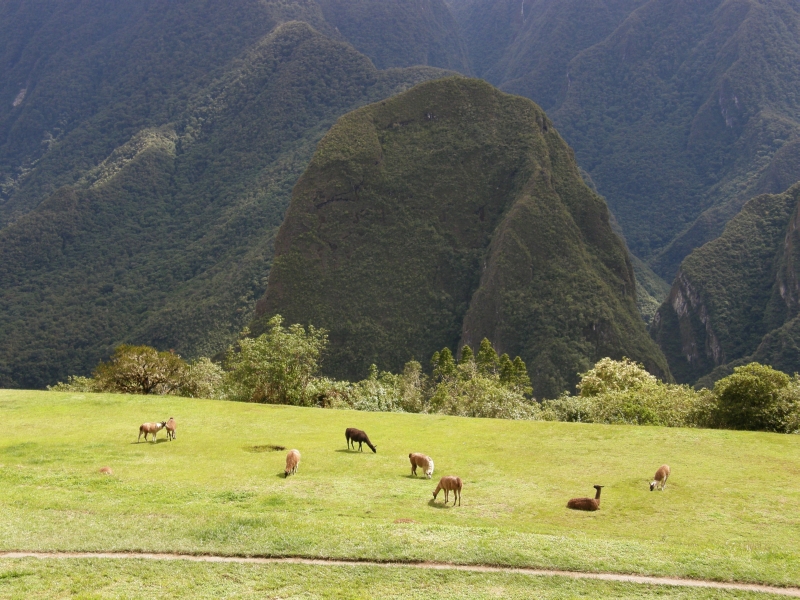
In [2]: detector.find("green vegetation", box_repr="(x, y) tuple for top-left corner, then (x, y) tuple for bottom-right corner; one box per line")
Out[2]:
(0, 558), (775, 599)
(256, 76), (670, 397)
(317, 0), (469, 72)
(652, 183), (800, 385)
(0, 6), (455, 389)
(2, 390), (800, 586)
(451, 0), (800, 277)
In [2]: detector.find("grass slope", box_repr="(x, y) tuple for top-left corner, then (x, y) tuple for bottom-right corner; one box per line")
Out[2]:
(0, 559), (773, 599)
(255, 76), (669, 396)
(2, 390), (799, 587)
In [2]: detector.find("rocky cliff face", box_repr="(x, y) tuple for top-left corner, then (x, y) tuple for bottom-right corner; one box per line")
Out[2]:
(652, 183), (800, 385)
(255, 77), (670, 397)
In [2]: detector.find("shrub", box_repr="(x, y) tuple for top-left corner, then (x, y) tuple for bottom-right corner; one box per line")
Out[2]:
(180, 357), (226, 399)
(225, 316), (327, 405)
(47, 375), (100, 393)
(714, 363), (793, 431)
(578, 357), (657, 397)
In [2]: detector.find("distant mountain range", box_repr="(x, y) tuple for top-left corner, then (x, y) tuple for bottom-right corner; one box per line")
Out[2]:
(2, 0), (800, 391)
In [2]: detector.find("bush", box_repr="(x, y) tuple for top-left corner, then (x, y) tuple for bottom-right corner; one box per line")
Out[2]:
(180, 357), (226, 399)
(714, 363), (793, 431)
(578, 357), (657, 397)
(225, 316), (328, 405)
(47, 375), (100, 393)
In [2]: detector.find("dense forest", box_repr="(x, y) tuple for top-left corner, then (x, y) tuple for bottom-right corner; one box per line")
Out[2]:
(2, 0), (800, 392)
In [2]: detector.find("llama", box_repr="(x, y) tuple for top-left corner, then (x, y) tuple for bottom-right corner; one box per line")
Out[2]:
(165, 417), (177, 441)
(345, 428), (377, 453)
(432, 476), (462, 506)
(284, 449), (301, 478)
(99, 467), (113, 475)
(138, 421), (166, 443)
(650, 464), (670, 491)
(567, 485), (604, 511)
(409, 453), (434, 478)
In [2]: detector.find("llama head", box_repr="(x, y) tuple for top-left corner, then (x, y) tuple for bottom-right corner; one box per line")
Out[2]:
(371, 445), (377, 453)
(593, 485), (604, 491)
(649, 481), (657, 491)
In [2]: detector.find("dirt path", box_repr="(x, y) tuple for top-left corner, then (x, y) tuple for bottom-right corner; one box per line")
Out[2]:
(2, 551), (799, 597)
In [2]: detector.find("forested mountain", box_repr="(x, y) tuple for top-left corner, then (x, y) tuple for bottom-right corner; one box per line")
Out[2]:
(0, 0), (462, 389)
(652, 183), (800, 385)
(449, 0), (800, 279)
(255, 77), (670, 398)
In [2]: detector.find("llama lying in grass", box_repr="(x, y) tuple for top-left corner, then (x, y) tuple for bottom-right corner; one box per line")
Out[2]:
(650, 464), (670, 491)
(345, 428), (377, 453)
(165, 417), (177, 441)
(285, 449), (301, 478)
(409, 453), (434, 478)
(432, 476), (462, 506)
(567, 485), (604, 511)
(138, 421), (166, 443)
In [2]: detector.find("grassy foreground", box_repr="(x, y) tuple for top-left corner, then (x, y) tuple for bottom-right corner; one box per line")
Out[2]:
(1, 390), (799, 587)
(0, 558), (771, 599)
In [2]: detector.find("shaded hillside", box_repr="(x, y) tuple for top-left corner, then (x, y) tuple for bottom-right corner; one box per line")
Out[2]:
(450, 0), (800, 278)
(652, 183), (800, 385)
(0, 18), (449, 389)
(317, 0), (469, 72)
(450, 0), (645, 111)
(255, 77), (670, 397)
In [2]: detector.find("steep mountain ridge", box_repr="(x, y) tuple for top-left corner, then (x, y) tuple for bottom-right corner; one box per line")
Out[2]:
(652, 183), (800, 385)
(255, 77), (670, 397)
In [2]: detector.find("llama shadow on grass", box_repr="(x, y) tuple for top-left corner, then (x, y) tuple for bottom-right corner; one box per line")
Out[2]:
(131, 438), (170, 445)
(428, 499), (454, 509)
(335, 448), (368, 453)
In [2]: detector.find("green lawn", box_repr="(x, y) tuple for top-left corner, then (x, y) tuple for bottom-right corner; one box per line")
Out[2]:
(1, 390), (799, 587)
(0, 558), (772, 599)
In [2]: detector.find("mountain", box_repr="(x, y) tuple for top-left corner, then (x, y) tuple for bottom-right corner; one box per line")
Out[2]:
(254, 77), (670, 398)
(651, 183), (800, 385)
(0, 0), (460, 389)
(449, 0), (800, 279)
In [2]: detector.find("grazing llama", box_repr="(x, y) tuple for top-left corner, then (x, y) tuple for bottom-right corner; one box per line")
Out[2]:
(345, 428), (377, 453)
(650, 465), (670, 491)
(567, 485), (604, 511)
(284, 449), (301, 478)
(432, 476), (462, 506)
(138, 421), (166, 443)
(409, 453), (434, 478)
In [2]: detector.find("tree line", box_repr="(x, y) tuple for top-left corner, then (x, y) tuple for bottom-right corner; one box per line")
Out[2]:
(50, 315), (800, 433)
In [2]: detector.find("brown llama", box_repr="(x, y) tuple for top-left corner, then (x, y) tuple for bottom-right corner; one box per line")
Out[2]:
(650, 465), (670, 491)
(409, 453), (434, 478)
(284, 449), (301, 478)
(432, 476), (462, 506)
(138, 421), (166, 443)
(165, 417), (177, 441)
(567, 485), (604, 511)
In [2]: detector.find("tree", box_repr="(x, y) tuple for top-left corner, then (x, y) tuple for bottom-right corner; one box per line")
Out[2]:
(94, 345), (188, 395)
(225, 316), (328, 405)
(433, 347), (456, 381)
(476, 338), (498, 376)
(714, 363), (791, 431)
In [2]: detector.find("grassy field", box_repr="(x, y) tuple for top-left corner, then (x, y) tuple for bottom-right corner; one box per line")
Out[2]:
(0, 558), (775, 599)
(1, 390), (799, 589)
